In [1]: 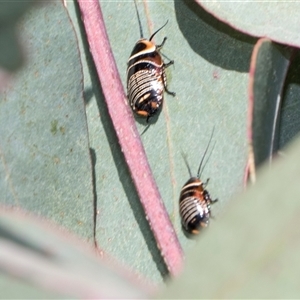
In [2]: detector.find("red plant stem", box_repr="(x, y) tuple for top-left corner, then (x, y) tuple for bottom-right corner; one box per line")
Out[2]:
(77, 0), (183, 276)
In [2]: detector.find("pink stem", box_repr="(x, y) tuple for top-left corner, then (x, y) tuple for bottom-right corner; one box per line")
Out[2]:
(77, 0), (183, 276)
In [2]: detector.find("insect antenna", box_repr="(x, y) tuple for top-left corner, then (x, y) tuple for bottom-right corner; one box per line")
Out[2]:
(197, 127), (215, 179)
(199, 140), (216, 180)
(149, 20), (168, 41)
(181, 152), (193, 178)
(134, 0), (144, 38)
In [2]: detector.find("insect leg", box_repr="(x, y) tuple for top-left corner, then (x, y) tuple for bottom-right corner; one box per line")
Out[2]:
(165, 87), (176, 96)
(211, 198), (218, 204)
(163, 60), (174, 68)
(203, 178), (210, 187)
(162, 72), (176, 96)
(156, 37), (167, 50)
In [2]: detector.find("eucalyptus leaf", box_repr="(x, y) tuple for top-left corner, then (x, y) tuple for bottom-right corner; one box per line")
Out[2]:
(279, 51), (300, 148)
(67, 0), (252, 282)
(3, 0), (297, 291)
(0, 207), (150, 299)
(250, 39), (292, 166)
(158, 135), (300, 299)
(198, 1), (300, 48)
(0, 2), (94, 240)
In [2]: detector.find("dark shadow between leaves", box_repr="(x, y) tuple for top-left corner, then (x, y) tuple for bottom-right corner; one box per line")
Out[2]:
(279, 50), (300, 149)
(89, 147), (98, 248)
(74, 2), (168, 279)
(174, 0), (257, 72)
(83, 87), (94, 106)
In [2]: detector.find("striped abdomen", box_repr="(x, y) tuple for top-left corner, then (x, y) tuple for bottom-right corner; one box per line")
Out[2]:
(127, 60), (165, 117)
(127, 38), (173, 122)
(179, 177), (213, 235)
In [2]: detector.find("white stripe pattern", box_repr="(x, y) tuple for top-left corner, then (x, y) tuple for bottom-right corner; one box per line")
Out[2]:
(127, 65), (164, 108)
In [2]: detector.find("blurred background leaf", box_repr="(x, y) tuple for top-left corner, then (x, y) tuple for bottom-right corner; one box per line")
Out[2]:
(0, 207), (151, 299)
(0, 1), (37, 71)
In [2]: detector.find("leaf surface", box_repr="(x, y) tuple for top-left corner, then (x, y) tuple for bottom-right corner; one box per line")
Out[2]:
(0, 2), (94, 240)
(159, 135), (300, 298)
(67, 0), (252, 282)
(279, 51), (300, 148)
(1, 0), (298, 290)
(249, 39), (292, 166)
(0, 207), (150, 299)
(198, 1), (300, 48)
